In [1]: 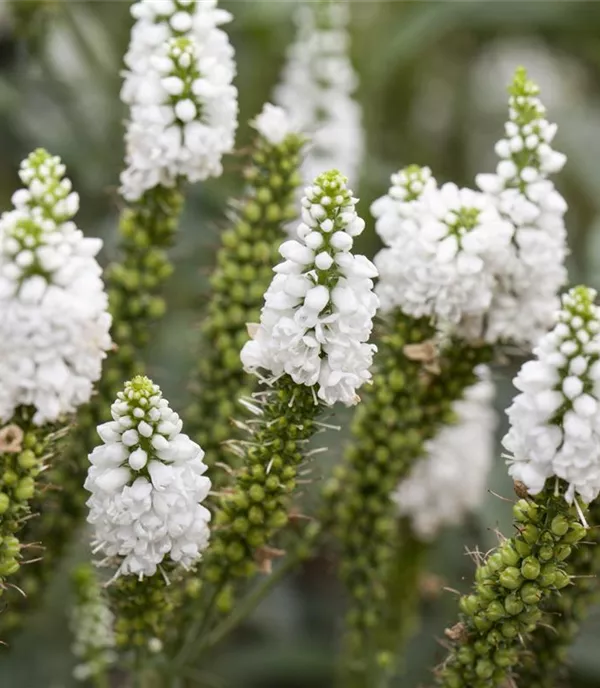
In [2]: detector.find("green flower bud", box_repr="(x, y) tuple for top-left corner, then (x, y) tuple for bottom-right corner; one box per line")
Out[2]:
(521, 556), (541, 580)
(499, 567), (522, 590)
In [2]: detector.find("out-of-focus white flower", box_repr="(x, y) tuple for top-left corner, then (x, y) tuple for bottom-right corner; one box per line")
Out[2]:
(0, 149), (112, 425)
(393, 367), (496, 540)
(85, 376), (212, 578)
(120, 0), (238, 201)
(503, 287), (600, 504)
(372, 169), (513, 342)
(274, 1), (364, 188)
(251, 103), (292, 146)
(70, 568), (117, 683)
(241, 169), (378, 406)
(475, 67), (568, 346)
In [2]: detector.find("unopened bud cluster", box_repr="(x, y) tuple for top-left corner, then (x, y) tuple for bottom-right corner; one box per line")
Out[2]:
(187, 104), (305, 475)
(438, 486), (586, 688)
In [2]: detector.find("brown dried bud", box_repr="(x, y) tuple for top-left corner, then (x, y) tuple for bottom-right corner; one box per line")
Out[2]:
(255, 545), (285, 574)
(444, 622), (468, 644)
(513, 480), (530, 499)
(0, 424), (24, 454)
(404, 340), (441, 375)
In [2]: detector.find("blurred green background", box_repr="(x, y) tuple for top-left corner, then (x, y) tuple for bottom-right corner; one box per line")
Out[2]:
(2, 1), (600, 686)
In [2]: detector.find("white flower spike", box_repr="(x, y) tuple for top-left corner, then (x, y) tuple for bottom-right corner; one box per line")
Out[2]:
(476, 66), (568, 346)
(241, 169), (379, 406)
(0, 149), (112, 425)
(393, 367), (497, 540)
(274, 1), (364, 187)
(372, 167), (513, 342)
(85, 376), (212, 578)
(503, 286), (600, 504)
(121, 0), (238, 201)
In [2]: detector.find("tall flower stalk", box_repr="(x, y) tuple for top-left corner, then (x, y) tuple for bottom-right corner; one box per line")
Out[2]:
(176, 169), (379, 665)
(187, 104), (305, 478)
(85, 375), (211, 657)
(274, 0), (364, 188)
(0, 149), (111, 601)
(329, 66), (568, 686)
(437, 286), (600, 687)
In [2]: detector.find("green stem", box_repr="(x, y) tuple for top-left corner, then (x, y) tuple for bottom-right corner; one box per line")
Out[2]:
(201, 553), (300, 653)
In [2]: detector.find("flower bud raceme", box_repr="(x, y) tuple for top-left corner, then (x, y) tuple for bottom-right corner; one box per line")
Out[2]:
(70, 565), (117, 683)
(120, 0), (238, 201)
(241, 169), (379, 406)
(186, 103), (306, 476)
(476, 67), (568, 346)
(393, 367), (497, 540)
(85, 376), (211, 578)
(274, 1), (364, 187)
(0, 149), (112, 425)
(503, 286), (600, 504)
(372, 166), (513, 342)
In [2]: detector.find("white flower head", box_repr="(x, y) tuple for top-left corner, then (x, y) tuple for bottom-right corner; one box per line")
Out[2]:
(120, 0), (238, 201)
(274, 1), (364, 187)
(476, 67), (568, 346)
(503, 286), (600, 504)
(393, 367), (496, 540)
(251, 103), (292, 146)
(85, 376), (212, 578)
(373, 169), (513, 341)
(0, 149), (112, 425)
(241, 169), (379, 406)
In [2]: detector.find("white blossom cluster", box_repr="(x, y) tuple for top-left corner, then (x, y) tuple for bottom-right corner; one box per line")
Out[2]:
(372, 170), (513, 341)
(475, 67), (568, 346)
(251, 103), (293, 146)
(503, 287), (600, 504)
(70, 578), (117, 682)
(85, 376), (212, 578)
(120, 0), (238, 201)
(241, 170), (379, 406)
(0, 150), (112, 425)
(393, 367), (496, 540)
(274, 1), (364, 187)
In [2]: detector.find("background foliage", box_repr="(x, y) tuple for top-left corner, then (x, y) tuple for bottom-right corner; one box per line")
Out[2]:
(2, 1), (600, 686)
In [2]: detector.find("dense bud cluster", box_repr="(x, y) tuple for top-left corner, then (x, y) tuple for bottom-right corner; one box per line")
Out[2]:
(187, 104), (305, 477)
(70, 565), (117, 682)
(438, 486), (587, 688)
(241, 169), (378, 406)
(325, 310), (491, 677)
(85, 376), (211, 578)
(121, 0), (238, 200)
(504, 286), (600, 503)
(0, 414), (53, 585)
(515, 500), (600, 686)
(204, 378), (321, 584)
